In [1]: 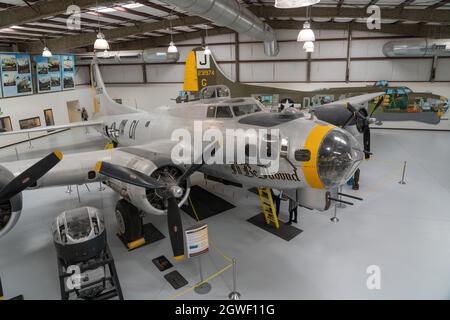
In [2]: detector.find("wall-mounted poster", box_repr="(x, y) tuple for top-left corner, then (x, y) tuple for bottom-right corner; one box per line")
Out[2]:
(0, 53), (33, 97)
(62, 55), (75, 91)
(35, 55), (62, 93)
(35, 55), (75, 93)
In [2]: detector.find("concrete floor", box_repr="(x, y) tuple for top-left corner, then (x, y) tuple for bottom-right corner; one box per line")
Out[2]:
(0, 128), (449, 300)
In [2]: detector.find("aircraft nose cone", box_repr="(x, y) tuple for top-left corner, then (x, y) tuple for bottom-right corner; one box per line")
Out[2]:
(316, 128), (364, 189)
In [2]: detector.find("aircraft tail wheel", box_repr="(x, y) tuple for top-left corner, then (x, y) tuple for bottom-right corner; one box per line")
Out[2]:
(115, 199), (142, 242)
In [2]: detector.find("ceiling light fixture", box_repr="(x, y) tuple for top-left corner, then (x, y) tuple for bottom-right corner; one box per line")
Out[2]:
(93, 0), (110, 51)
(168, 41), (178, 53)
(94, 32), (110, 50)
(275, 0), (320, 8)
(303, 41), (314, 53)
(297, 21), (315, 42)
(167, 13), (178, 53)
(42, 46), (52, 57)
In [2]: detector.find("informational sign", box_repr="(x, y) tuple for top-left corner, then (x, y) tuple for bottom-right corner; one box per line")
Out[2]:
(185, 224), (209, 258)
(0, 53), (33, 97)
(35, 54), (75, 93)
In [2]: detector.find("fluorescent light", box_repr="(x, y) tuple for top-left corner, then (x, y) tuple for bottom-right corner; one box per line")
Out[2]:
(122, 3), (144, 9)
(42, 47), (52, 57)
(167, 41), (178, 53)
(297, 21), (315, 42)
(275, 0), (320, 8)
(87, 6), (116, 14)
(94, 32), (110, 50)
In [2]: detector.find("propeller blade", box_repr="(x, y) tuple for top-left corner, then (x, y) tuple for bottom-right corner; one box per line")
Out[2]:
(177, 140), (221, 183)
(369, 96), (384, 118)
(95, 161), (165, 189)
(0, 151), (63, 202)
(341, 113), (355, 129)
(363, 125), (371, 159)
(167, 197), (185, 260)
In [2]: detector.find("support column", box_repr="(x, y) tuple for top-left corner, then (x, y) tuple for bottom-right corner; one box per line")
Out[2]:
(345, 23), (352, 83)
(430, 55), (438, 82)
(306, 52), (311, 83)
(235, 32), (240, 83)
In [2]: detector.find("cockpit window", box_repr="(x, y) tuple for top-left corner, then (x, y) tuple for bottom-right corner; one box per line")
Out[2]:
(232, 104), (262, 117)
(206, 106), (216, 118)
(216, 106), (233, 118)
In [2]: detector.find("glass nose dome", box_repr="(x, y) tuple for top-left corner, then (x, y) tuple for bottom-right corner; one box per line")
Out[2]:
(317, 128), (364, 188)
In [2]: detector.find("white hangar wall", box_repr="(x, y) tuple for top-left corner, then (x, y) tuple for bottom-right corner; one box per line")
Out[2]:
(1, 29), (450, 147)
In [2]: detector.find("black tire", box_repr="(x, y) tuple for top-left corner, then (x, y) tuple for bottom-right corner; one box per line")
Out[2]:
(115, 199), (142, 242)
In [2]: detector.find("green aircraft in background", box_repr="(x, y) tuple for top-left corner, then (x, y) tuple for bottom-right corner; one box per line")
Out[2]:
(181, 47), (448, 125)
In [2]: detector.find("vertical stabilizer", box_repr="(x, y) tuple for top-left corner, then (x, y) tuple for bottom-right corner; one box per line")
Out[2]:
(90, 60), (139, 117)
(183, 47), (236, 96)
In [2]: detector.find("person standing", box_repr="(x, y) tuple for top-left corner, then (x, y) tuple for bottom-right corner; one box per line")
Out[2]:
(286, 198), (298, 225)
(81, 107), (89, 122)
(270, 189), (282, 217)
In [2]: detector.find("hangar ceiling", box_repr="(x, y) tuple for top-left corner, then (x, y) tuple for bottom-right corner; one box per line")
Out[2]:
(0, 0), (449, 52)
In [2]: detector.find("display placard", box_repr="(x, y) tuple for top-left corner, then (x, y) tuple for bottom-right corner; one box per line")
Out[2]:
(185, 224), (209, 258)
(0, 53), (33, 97)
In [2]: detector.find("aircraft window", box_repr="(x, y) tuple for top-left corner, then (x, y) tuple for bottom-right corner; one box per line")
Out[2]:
(403, 87), (412, 94)
(216, 106), (233, 118)
(232, 104), (262, 117)
(145, 121), (151, 127)
(207, 106), (216, 118)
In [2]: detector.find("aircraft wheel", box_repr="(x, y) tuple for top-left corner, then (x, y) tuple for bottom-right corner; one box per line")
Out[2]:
(115, 199), (142, 242)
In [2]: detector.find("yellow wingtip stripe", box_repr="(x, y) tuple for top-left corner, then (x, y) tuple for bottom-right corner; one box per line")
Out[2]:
(174, 255), (185, 261)
(54, 151), (63, 161)
(95, 161), (103, 173)
(301, 124), (335, 190)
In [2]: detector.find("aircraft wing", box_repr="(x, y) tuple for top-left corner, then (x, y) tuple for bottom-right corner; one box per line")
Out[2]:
(321, 92), (385, 108)
(0, 120), (104, 136)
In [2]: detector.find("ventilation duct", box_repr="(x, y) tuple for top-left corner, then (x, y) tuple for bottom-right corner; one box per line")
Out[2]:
(383, 39), (450, 57)
(159, 0), (279, 56)
(75, 49), (180, 65)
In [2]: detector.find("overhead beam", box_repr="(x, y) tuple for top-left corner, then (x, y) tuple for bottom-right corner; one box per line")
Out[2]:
(268, 20), (450, 38)
(23, 16), (208, 52)
(110, 27), (233, 51)
(0, 0), (121, 30)
(427, 0), (450, 9)
(249, 6), (450, 24)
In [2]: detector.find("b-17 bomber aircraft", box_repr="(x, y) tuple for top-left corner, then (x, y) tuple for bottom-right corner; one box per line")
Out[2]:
(0, 59), (366, 260)
(181, 48), (390, 160)
(181, 47), (448, 125)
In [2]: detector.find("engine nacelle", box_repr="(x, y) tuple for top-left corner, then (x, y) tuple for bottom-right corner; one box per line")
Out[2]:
(104, 151), (190, 215)
(0, 165), (23, 238)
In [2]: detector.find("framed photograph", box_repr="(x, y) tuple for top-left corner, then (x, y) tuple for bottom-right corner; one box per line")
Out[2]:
(19, 117), (41, 130)
(0, 116), (13, 132)
(1, 55), (17, 72)
(44, 109), (55, 126)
